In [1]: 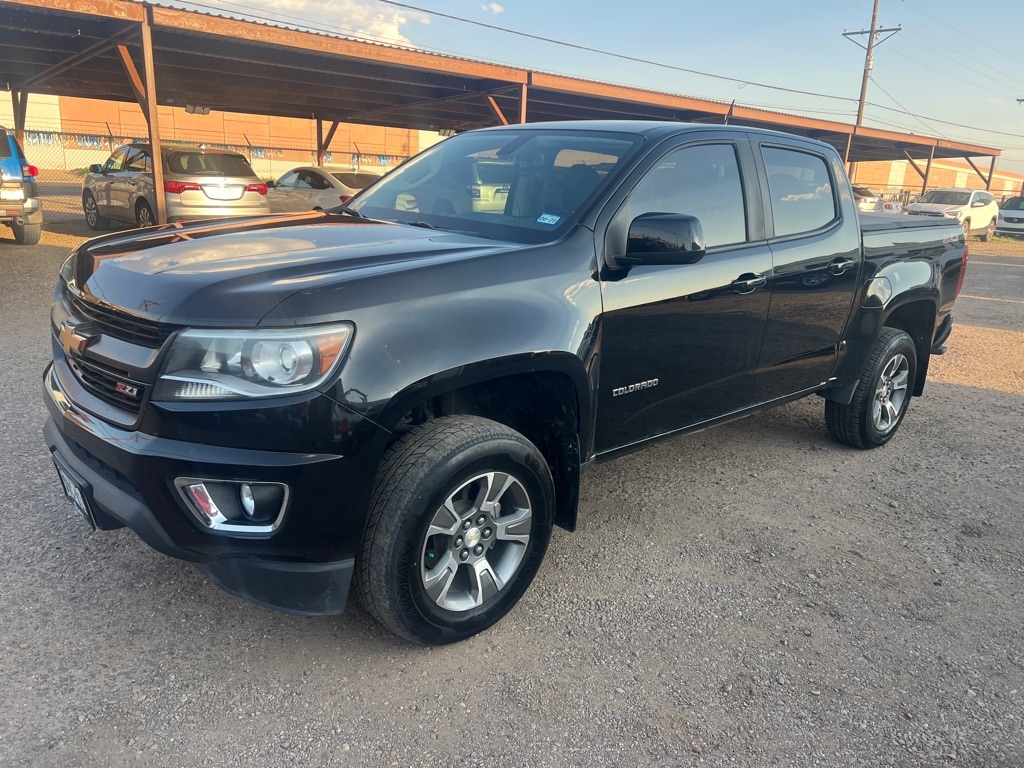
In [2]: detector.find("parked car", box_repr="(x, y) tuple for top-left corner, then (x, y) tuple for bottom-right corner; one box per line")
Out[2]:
(45, 121), (968, 644)
(82, 143), (269, 229)
(851, 186), (902, 215)
(903, 187), (999, 241)
(996, 196), (1024, 238)
(267, 166), (381, 213)
(0, 125), (42, 245)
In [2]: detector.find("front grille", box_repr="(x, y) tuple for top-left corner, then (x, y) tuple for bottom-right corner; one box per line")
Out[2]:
(906, 210), (945, 218)
(1004, 217), (1023, 224)
(70, 294), (177, 348)
(70, 356), (147, 414)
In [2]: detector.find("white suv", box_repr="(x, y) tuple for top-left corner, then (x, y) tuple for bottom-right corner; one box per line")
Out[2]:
(903, 187), (999, 241)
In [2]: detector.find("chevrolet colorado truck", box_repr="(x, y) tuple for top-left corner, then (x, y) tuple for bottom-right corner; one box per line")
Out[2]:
(43, 121), (968, 644)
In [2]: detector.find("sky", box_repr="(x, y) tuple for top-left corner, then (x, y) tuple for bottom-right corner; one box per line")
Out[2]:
(169, 0), (1024, 176)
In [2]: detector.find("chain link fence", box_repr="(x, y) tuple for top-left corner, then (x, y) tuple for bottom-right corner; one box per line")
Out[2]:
(20, 130), (410, 222)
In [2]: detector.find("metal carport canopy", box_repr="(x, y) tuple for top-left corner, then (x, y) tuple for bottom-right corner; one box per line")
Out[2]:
(1, 0), (1002, 204)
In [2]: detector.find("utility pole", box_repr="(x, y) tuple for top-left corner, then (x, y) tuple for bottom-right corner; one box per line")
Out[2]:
(843, 0), (901, 127)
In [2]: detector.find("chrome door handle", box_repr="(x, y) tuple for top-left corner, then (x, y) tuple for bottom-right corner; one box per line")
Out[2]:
(731, 274), (767, 294)
(828, 258), (857, 275)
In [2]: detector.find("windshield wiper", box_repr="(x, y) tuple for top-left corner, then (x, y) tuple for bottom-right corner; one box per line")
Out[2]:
(406, 220), (443, 230)
(328, 205), (365, 218)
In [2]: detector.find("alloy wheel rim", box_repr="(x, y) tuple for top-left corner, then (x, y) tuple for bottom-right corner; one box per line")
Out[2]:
(419, 471), (532, 612)
(872, 353), (909, 434)
(138, 206), (153, 227)
(85, 198), (97, 226)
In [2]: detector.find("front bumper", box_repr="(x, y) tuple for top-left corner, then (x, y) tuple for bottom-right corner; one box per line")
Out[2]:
(43, 362), (388, 615)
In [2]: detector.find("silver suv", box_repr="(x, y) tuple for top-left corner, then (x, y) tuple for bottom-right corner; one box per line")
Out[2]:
(82, 143), (270, 229)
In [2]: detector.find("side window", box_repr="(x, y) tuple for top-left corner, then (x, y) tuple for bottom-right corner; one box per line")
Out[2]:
(276, 171), (299, 188)
(978, 192), (994, 205)
(762, 147), (837, 238)
(125, 149), (151, 173)
(104, 147), (129, 173)
(627, 143), (747, 248)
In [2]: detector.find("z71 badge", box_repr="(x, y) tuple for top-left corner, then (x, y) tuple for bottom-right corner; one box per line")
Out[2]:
(612, 379), (659, 397)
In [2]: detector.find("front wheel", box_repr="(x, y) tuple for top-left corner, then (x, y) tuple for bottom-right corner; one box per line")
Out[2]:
(981, 219), (996, 242)
(357, 416), (554, 645)
(83, 192), (108, 231)
(826, 328), (917, 449)
(962, 219), (971, 239)
(135, 200), (155, 228)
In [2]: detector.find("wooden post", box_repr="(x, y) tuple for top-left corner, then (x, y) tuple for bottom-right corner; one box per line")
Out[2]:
(518, 82), (528, 124)
(140, 5), (165, 224)
(12, 90), (28, 145)
(921, 145), (935, 195)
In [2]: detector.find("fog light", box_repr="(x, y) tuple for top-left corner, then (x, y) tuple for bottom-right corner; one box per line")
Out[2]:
(240, 484), (256, 517)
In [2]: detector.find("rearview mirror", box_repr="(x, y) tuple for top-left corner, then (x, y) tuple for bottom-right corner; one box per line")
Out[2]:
(89, 164), (103, 174)
(612, 213), (707, 268)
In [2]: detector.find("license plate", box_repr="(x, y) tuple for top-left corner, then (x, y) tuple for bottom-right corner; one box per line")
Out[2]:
(53, 461), (96, 530)
(0, 188), (25, 201)
(202, 184), (243, 201)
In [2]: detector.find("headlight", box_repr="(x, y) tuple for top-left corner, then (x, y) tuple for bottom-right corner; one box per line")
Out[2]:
(945, 210), (962, 220)
(153, 323), (353, 400)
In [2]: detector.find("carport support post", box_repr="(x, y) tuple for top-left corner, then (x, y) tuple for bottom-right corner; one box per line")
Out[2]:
(141, 5), (165, 224)
(518, 83), (528, 124)
(315, 119), (340, 166)
(921, 145), (934, 195)
(11, 90), (28, 145)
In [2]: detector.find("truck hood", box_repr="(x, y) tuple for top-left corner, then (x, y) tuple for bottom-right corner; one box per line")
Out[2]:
(69, 212), (519, 325)
(904, 203), (960, 215)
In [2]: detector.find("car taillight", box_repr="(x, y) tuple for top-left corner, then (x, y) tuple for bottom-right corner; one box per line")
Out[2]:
(854, 195), (866, 202)
(165, 180), (201, 194)
(339, 195), (352, 203)
(22, 164), (38, 178)
(246, 183), (267, 195)
(955, 242), (969, 297)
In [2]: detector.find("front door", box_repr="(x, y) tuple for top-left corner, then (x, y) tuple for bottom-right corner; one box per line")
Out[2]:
(595, 139), (773, 454)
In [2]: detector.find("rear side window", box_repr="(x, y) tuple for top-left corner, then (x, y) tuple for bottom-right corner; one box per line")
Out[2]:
(331, 172), (380, 188)
(763, 146), (837, 238)
(0, 129), (11, 159)
(167, 152), (256, 177)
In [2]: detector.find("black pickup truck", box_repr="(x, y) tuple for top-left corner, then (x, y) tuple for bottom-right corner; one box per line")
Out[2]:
(43, 121), (967, 644)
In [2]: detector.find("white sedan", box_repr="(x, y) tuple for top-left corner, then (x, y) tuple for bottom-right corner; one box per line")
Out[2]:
(267, 166), (381, 213)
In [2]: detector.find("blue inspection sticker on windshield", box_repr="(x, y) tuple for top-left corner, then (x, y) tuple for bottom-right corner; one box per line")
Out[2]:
(536, 213), (562, 226)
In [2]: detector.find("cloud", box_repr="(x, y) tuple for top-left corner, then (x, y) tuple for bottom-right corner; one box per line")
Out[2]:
(193, 0), (429, 45)
(482, 3), (504, 13)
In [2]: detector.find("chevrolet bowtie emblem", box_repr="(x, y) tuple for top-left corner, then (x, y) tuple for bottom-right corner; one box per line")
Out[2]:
(58, 321), (95, 358)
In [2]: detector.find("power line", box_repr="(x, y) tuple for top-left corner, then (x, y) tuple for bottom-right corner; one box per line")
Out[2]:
(896, 30), (1022, 97)
(377, 0), (861, 104)
(870, 79), (945, 138)
(900, 0), (1024, 68)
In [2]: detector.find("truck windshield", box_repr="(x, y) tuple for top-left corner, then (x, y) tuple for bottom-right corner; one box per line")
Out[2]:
(350, 128), (642, 243)
(917, 190), (970, 205)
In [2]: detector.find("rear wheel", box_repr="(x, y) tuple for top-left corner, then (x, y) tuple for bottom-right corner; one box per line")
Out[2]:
(135, 200), (155, 228)
(826, 328), (917, 449)
(981, 219), (996, 242)
(83, 192), (108, 231)
(357, 415), (554, 645)
(11, 221), (41, 245)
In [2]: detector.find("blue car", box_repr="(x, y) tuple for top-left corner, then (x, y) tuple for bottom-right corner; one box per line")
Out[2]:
(0, 126), (43, 245)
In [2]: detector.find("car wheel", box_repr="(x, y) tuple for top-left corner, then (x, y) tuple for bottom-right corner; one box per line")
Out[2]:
(11, 221), (41, 245)
(826, 328), (917, 449)
(981, 219), (996, 242)
(357, 415), (554, 645)
(962, 219), (971, 239)
(135, 200), (155, 228)
(83, 192), (108, 231)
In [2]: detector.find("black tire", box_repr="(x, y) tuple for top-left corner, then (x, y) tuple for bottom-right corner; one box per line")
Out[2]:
(357, 415), (554, 645)
(826, 328), (917, 449)
(83, 191), (108, 231)
(981, 219), (996, 242)
(11, 221), (41, 245)
(135, 200), (155, 228)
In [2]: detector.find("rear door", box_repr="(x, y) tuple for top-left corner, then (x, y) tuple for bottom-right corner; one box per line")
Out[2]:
(752, 142), (862, 403)
(121, 147), (153, 216)
(595, 134), (773, 453)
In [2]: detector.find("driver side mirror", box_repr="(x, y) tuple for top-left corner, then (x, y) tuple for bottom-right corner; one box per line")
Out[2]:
(971, 199), (986, 208)
(611, 213), (707, 268)
(266, 180), (276, 189)
(89, 164), (104, 174)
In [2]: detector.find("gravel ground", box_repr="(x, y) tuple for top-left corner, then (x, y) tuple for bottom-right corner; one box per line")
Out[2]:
(1, 227), (1022, 767)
